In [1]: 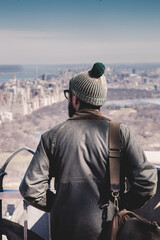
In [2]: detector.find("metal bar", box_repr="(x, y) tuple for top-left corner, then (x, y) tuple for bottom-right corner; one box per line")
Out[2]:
(49, 213), (51, 240)
(0, 147), (34, 240)
(0, 147), (34, 173)
(0, 147), (34, 192)
(0, 200), (2, 240)
(23, 200), (28, 240)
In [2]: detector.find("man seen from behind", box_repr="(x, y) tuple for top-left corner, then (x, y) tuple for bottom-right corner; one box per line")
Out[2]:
(19, 62), (157, 240)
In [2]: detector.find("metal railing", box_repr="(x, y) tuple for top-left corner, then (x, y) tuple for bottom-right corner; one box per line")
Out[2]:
(0, 147), (34, 240)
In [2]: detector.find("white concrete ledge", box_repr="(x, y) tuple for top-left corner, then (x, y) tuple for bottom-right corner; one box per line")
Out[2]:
(145, 151), (160, 168)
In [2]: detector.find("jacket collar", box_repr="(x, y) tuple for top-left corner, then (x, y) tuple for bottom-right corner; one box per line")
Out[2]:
(69, 108), (111, 121)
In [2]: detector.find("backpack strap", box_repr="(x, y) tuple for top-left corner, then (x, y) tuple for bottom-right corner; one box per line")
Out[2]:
(109, 121), (121, 211)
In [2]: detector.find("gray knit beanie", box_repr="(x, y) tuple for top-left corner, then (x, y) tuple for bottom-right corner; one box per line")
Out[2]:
(69, 62), (107, 106)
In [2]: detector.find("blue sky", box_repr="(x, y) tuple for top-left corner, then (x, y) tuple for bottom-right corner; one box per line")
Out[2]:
(0, 0), (160, 64)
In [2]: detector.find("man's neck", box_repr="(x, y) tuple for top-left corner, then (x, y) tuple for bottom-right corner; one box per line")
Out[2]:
(69, 108), (111, 121)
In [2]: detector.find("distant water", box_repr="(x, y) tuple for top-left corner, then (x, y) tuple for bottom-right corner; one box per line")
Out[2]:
(0, 65), (57, 83)
(0, 64), (88, 84)
(1, 63), (160, 84)
(105, 98), (160, 106)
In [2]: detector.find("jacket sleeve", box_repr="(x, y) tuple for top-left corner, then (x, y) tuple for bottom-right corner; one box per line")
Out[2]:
(120, 124), (158, 210)
(19, 134), (55, 212)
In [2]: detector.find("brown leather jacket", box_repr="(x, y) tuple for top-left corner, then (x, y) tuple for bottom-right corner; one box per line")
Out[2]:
(19, 109), (157, 240)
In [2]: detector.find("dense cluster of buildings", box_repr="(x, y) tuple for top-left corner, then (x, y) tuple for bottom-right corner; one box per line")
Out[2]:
(0, 75), (64, 124)
(105, 66), (160, 90)
(0, 64), (160, 124)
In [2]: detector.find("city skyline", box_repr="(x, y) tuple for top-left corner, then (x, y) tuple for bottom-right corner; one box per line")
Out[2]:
(0, 0), (160, 64)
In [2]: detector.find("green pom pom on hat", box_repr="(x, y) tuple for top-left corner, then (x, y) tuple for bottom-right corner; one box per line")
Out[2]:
(89, 62), (105, 78)
(69, 62), (107, 106)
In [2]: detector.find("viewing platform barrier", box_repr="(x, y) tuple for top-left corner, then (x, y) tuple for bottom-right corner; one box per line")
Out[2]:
(0, 147), (50, 240)
(0, 148), (160, 240)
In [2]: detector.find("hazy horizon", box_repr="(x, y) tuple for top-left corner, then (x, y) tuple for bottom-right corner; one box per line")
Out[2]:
(0, 0), (160, 65)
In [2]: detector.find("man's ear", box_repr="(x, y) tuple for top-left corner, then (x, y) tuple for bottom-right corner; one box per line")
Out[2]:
(72, 95), (80, 111)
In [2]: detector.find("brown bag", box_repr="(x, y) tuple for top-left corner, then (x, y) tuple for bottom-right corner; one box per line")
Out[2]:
(108, 121), (160, 240)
